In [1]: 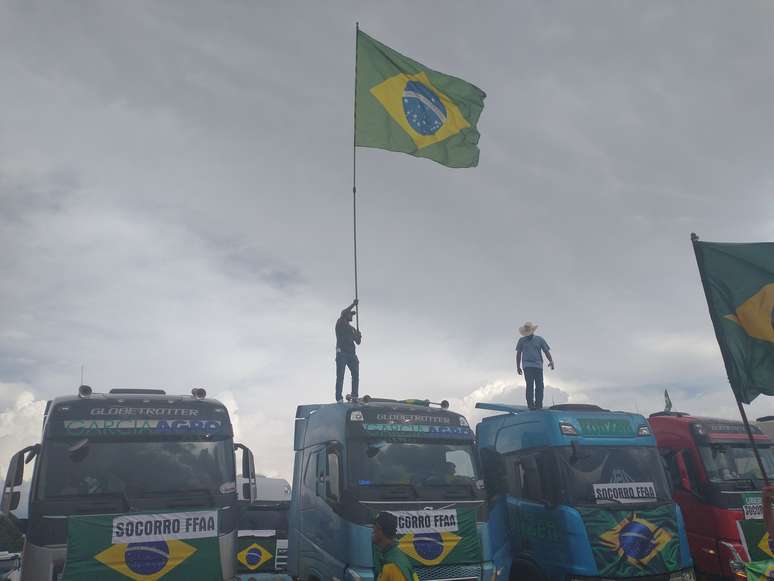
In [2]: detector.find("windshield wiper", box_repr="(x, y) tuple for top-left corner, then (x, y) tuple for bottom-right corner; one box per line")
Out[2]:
(72, 491), (135, 512)
(359, 483), (419, 498)
(140, 488), (215, 505)
(574, 495), (623, 505)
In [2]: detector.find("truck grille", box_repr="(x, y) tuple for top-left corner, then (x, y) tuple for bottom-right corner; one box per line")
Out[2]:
(416, 563), (481, 581)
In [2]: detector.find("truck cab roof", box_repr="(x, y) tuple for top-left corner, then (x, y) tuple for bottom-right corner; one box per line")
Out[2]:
(42, 387), (232, 438)
(476, 403), (655, 452)
(294, 399), (473, 450)
(649, 411), (769, 443)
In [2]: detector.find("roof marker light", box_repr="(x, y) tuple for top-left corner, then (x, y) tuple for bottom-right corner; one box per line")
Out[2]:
(191, 388), (207, 400)
(78, 385), (92, 398)
(559, 422), (578, 436)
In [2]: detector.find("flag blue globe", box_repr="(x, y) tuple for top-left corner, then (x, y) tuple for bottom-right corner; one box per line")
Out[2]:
(618, 521), (656, 561)
(402, 80), (447, 135)
(125, 541), (170, 575)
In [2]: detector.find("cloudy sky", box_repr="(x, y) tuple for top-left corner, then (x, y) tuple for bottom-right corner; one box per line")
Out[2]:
(2, 1), (774, 482)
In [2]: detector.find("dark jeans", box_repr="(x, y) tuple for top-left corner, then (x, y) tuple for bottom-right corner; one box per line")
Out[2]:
(335, 352), (359, 401)
(524, 367), (544, 409)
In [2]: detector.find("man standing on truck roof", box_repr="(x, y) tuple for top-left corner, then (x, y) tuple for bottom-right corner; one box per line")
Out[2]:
(335, 299), (362, 403)
(372, 512), (419, 581)
(516, 321), (554, 410)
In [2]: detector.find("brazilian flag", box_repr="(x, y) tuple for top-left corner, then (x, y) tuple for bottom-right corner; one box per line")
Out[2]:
(62, 511), (221, 581)
(745, 560), (774, 581)
(575, 506), (681, 578)
(693, 239), (774, 403)
(355, 29), (486, 168)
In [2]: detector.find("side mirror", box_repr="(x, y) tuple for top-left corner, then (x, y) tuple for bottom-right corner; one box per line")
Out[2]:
(2, 445), (37, 514)
(234, 443), (257, 503)
(675, 450), (693, 493)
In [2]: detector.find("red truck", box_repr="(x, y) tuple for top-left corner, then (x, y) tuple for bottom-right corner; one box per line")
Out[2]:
(649, 412), (774, 581)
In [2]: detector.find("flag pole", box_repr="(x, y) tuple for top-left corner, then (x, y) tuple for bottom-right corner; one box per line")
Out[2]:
(352, 22), (360, 331)
(691, 232), (770, 486)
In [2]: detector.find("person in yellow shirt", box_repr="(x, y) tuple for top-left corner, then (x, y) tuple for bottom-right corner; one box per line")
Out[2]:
(372, 512), (419, 581)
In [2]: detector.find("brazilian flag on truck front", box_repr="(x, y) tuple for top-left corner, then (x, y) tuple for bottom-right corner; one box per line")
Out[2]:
(62, 510), (221, 580)
(374, 508), (481, 570)
(575, 506), (681, 578)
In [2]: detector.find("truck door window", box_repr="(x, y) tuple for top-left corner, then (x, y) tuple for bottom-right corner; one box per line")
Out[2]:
(446, 449), (475, 479)
(516, 453), (545, 503)
(301, 452), (317, 508)
(682, 451), (701, 490)
(663, 451), (681, 489)
(326, 451), (341, 503)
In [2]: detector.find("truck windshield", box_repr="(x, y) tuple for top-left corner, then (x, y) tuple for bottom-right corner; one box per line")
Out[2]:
(37, 438), (235, 499)
(556, 445), (671, 506)
(698, 443), (774, 483)
(349, 440), (478, 487)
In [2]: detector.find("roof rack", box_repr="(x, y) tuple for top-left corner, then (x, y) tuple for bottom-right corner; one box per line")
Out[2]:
(109, 388), (167, 395)
(360, 395), (449, 409)
(475, 402), (529, 414)
(549, 404), (608, 412)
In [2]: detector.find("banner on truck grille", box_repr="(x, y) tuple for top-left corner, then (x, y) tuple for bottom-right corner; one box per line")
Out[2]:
(576, 505), (681, 577)
(373, 508), (481, 568)
(236, 532), (276, 573)
(738, 520), (774, 561)
(593, 482), (657, 505)
(62, 510), (221, 581)
(742, 492), (764, 520)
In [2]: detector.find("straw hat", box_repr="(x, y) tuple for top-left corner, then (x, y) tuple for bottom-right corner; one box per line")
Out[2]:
(519, 322), (538, 336)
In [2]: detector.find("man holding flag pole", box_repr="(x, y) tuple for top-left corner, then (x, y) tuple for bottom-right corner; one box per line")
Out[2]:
(342, 24), (486, 393)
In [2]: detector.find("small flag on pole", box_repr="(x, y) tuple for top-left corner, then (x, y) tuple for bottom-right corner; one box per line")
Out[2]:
(355, 29), (486, 168)
(664, 389), (672, 412)
(692, 237), (774, 404)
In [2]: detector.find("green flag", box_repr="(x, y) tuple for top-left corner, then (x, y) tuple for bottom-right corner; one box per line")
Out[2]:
(693, 238), (774, 403)
(575, 506), (682, 578)
(62, 511), (222, 580)
(373, 508), (481, 570)
(355, 29), (486, 168)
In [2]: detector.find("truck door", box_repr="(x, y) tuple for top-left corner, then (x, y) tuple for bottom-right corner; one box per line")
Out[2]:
(506, 449), (566, 581)
(664, 448), (714, 573)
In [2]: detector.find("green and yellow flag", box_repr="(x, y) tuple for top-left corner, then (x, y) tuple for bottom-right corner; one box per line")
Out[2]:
(693, 238), (774, 403)
(355, 29), (486, 168)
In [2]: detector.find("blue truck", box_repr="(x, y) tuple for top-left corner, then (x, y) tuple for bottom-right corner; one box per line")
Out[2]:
(475, 403), (695, 581)
(288, 397), (495, 581)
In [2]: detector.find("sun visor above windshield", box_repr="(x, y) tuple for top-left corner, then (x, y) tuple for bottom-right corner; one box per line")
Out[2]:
(348, 408), (473, 440)
(46, 401), (233, 438)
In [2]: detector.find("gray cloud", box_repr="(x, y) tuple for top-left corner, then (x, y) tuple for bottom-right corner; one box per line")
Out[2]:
(2, 1), (774, 480)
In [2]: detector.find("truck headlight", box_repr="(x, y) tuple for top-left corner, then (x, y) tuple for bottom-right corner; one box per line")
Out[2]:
(669, 568), (696, 581)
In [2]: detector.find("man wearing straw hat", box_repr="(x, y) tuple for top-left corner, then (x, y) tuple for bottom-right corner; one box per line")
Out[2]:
(516, 321), (554, 410)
